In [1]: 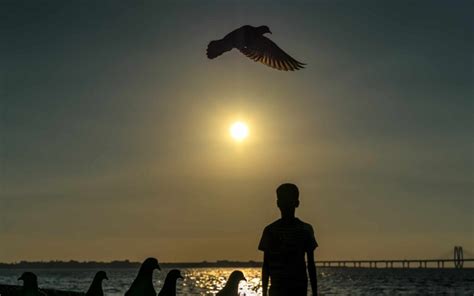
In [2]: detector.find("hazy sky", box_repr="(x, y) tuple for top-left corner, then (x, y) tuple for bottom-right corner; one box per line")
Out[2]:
(1, 0), (473, 263)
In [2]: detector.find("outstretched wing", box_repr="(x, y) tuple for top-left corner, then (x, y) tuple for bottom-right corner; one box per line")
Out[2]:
(239, 36), (305, 71)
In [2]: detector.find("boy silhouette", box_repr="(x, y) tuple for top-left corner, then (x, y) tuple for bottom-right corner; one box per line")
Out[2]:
(259, 183), (318, 296)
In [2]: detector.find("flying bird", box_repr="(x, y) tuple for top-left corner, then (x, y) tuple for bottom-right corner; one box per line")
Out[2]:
(207, 25), (305, 71)
(157, 269), (183, 296)
(216, 270), (246, 296)
(18, 272), (47, 296)
(85, 271), (108, 296)
(125, 258), (161, 296)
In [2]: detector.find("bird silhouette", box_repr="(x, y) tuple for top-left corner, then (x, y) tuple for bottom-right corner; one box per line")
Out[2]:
(125, 258), (161, 296)
(216, 270), (246, 296)
(157, 269), (183, 296)
(85, 271), (108, 296)
(207, 25), (305, 71)
(18, 272), (47, 296)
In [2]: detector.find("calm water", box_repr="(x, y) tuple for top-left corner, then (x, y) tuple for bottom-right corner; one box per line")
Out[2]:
(1, 267), (473, 295)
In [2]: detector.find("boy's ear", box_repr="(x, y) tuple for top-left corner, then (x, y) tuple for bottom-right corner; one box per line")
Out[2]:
(295, 200), (300, 208)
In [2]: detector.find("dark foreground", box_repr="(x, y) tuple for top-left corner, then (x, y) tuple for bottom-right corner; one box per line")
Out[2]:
(1, 267), (473, 295)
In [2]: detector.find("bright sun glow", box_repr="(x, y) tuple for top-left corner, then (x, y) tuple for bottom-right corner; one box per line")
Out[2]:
(230, 121), (249, 141)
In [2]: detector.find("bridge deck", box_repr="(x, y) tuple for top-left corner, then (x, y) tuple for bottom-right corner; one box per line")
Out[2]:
(316, 258), (474, 268)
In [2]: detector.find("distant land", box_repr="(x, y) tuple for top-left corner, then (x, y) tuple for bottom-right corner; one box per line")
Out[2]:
(0, 260), (262, 269)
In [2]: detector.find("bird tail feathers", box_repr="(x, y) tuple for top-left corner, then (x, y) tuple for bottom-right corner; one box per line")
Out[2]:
(207, 39), (232, 59)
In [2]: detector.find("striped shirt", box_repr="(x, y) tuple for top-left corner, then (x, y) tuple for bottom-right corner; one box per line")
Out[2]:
(258, 218), (317, 286)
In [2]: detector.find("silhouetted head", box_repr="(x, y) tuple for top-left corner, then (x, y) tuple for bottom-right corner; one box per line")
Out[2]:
(166, 269), (184, 280)
(276, 183), (300, 210)
(257, 25), (271, 35)
(227, 270), (246, 284)
(140, 257), (161, 274)
(18, 272), (38, 288)
(94, 270), (108, 281)
(165, 269), (184, 282)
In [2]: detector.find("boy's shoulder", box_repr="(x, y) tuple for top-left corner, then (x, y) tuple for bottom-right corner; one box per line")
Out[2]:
(299, 218), (315, 231)
(263, 218), (314, 232)
(264, 218), (282, 228)
(259, 218), (318, 252)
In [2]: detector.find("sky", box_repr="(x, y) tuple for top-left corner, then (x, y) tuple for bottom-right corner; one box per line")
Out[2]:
(1, 0), (473, 263)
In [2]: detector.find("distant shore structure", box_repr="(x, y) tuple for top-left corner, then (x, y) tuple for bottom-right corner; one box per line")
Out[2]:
(1, 247), (472, 269)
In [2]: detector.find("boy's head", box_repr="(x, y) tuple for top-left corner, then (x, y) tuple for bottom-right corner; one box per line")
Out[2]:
(276, 183), (300, 210)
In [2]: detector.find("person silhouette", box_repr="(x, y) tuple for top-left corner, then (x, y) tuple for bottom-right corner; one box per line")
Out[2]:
(258, 183), (318, 296)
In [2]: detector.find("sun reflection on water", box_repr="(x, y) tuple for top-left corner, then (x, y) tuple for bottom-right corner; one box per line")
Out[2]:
(183, 268), (261, 295)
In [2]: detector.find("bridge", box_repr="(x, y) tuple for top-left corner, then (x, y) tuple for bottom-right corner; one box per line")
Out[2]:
(316, 246), (473, 269)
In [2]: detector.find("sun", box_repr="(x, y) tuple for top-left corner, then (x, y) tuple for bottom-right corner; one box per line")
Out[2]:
(230, 121), (249, 141)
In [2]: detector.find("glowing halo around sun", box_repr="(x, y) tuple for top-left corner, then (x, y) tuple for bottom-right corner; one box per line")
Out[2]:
(230, 121), (249, 141)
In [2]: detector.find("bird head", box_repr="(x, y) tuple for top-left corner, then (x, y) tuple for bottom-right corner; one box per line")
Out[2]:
(95, 270), (108, 281)
(167, 269), (184, 280)
(18, 272), (38, 287)
(140, 257), (161, 273)
(228, 270), (246, 283)
(257, 25), (272, 35)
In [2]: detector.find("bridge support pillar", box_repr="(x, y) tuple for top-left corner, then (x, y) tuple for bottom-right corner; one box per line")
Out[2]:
(454, 246), (464, 269)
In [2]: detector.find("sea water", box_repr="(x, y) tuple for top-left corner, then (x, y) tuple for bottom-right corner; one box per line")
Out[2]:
(1, 267), (473, 295)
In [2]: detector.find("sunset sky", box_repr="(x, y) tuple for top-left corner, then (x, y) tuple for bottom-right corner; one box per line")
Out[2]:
(1, 0), (472, 263)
